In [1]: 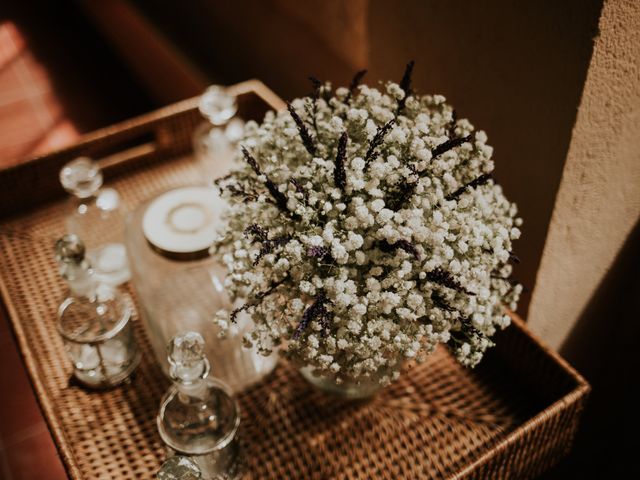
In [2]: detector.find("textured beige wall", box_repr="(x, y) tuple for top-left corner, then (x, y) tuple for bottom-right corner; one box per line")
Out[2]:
(528, 0), (640, 349)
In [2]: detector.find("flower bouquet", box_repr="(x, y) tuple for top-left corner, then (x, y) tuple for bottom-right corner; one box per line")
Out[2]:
(213, 63), (522, 395)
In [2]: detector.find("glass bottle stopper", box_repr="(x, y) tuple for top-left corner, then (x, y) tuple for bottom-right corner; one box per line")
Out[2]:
(60, 157), (103, 199)
(55, 234), (86, 266)
(198, 86), (237, 126)
(157, 456), (202, 480)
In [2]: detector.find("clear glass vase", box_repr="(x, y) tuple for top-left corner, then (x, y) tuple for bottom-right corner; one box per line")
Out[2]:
(299, 364), (401, 400)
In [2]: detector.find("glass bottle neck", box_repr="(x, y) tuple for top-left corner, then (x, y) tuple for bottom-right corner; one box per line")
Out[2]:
(62, 261), (96, 298)
(172, 360), (210, 401)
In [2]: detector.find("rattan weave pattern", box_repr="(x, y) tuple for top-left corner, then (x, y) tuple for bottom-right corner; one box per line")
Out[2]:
(0, 82), (589, 479)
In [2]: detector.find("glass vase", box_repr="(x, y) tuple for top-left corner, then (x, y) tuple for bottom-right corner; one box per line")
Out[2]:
(299, 364), (401, 400)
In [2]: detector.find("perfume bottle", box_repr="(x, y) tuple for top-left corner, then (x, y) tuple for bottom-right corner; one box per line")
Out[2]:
(55, 234), (139, 388)
(59, 157), (130, 286)
(157, 332), (242, 480)
(158, 456), (202, 480)
(192, 86), (243, 183)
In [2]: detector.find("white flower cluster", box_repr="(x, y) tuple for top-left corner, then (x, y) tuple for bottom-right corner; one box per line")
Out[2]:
(213, 75), (522, 384)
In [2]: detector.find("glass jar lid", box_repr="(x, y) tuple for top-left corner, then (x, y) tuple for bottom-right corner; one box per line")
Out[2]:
(142, 187), (224, 261)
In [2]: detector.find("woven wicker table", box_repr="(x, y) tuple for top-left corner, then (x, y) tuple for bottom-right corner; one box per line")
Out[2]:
(0, 80), (589, 479)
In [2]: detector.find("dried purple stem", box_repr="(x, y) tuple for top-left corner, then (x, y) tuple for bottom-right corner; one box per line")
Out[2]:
(431, 134), (473, 160)
(445, 173), (492, 201)
(293, 290), (333, 339)
(230, 276), (288, 322)
(386, 179), (418, 211)
(344, 69), (367, 105)
(289, 178), (308, 202)
(447, 109), (458, 136)
(426, 268), (475, 295)
(363, 119), (395, 170)
(241, 147), (293, 216)
(378, 239), (421, 260)
(431, 292), (456, 312)
(309, 76), (322, 98)
(244, 224), (291, 265)
(307, 245), (334, 263)
(307, 76), (322, 134)
(396, 60), (415, 115)
(287, 102), (317, 156)
(334, 131), (348, 192)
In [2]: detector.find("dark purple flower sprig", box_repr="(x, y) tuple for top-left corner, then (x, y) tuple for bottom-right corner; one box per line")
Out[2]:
(447, 315), (488, 351)
(396, 60), (415, 115)
(425, 268), (476, 295)
(241, 147), (297, 218)
(344, 69), (367, 106)
(431, 134), (474, 161)
(447, 109), (458, 136)
(363, 119), (396, 170)
(230, 276), (289, 323)
(334, 131), (348, 192)
(445, 173), (493, 201)
(306, 76), (322, 134)
(307, 245), (334, 264)
(293, 290), (334, 339)
(287, 102), (317, 157)
(289, 178), (308, 202)
(431, 291), (456, 312)
(244, 224), (291, 266)
(377, 239), (421, 260)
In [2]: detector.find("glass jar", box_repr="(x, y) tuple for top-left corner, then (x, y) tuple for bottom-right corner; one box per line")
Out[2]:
(299, 361), (402, 400)
(125, 186), (277, 392)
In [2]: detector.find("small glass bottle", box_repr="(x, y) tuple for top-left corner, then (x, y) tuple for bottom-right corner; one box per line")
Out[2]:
(55, 234), (140, 388)
(59, 157), (130, 286)
(158, 456), (202, 480)
(157, 332), (242, 480)
(192, 86), (243, 183)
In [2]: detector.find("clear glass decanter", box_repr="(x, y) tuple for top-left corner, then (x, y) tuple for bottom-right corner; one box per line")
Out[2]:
(59, 157), (130, 286)
(192, 86), (243, 183)
(55, 234), (140, 388)
(157, 332), (242, 480)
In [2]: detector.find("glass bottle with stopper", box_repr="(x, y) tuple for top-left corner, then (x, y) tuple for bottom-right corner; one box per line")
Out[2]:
(59, 156), (130, 286)
(55, 234), (140, 388)
(157, 332), (242, 479)
(192, 85), (244, 183)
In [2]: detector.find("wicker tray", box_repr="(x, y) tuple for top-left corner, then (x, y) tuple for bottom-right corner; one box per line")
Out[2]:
(0, 80), (589, 479)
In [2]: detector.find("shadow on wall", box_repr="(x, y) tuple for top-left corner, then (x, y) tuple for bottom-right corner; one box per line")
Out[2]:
(540, 218), (640, 478)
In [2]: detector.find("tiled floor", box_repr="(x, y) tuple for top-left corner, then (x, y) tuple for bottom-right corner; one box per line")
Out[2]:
(0, 3), (153, 478)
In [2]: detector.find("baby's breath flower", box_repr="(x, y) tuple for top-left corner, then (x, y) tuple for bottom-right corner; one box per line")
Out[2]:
(213, 70), (522, 382)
